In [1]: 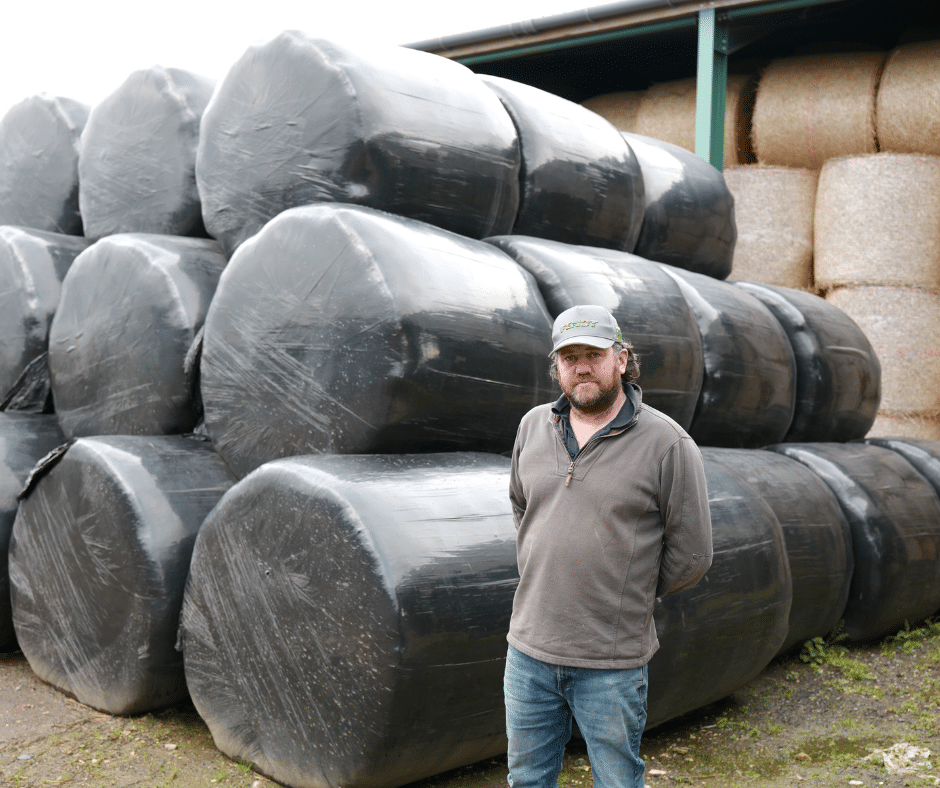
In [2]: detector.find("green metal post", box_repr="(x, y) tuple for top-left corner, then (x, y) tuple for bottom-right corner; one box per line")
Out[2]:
(695, 8), (729, 170)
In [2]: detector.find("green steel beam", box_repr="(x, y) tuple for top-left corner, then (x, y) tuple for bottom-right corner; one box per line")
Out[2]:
(695, 9), (729, 170)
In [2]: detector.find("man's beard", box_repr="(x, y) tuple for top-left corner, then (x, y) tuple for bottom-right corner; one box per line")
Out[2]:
(565, 377), (622, 415)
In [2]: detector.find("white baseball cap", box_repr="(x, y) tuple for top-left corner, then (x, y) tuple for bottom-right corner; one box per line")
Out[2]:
(550, 305), (624, 355)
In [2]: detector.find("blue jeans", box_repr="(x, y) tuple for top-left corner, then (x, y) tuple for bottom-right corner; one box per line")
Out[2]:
(504, 645), (648, 788)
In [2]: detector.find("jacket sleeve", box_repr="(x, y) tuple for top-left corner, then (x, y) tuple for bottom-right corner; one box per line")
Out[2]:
(656, 436), (713, 597)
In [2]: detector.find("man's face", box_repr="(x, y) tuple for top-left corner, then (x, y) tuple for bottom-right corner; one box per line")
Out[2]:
(556, 343), (627, 415)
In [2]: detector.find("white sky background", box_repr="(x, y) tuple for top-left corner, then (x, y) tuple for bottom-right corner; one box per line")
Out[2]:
(1, 0), (589, 117)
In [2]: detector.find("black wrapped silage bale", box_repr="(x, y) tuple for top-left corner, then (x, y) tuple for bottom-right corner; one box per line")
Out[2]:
(48, 234), (226, 439)
(9, 434), (235, 714)
(770, 441), (940, 641)
(0, 226), (90, 401)
(179, 452), (517, 788)
(702, 448), (852, 655)
(196, 31), (520, 255)
(621, 132), (736, 279)
(647, 453), (791, 728)
(662, 266), (796, 448)
(0, 94), (88, 235)
(199, 204), (553, 479)
(78, 66), (215, 240)
(865, 437), (940, 500)
(484, 235), (703, 429)
(479, 75), (644, 252)
(0, 413), (65, 651)
(733, 281), (880, 442)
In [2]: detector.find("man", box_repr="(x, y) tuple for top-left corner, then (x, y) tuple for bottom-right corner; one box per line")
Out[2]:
(506, 303), (713, 788)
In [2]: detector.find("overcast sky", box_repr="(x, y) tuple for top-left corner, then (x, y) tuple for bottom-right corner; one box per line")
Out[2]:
(1, 0), (588, 117)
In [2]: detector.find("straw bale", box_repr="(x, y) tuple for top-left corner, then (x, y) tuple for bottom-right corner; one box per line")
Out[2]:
(867, 411), (940, 441)
(814, 153), (940, 289)
(633, 75), (756, 167)
(826, 285), (940, 415)
(580, 91), (642, 131)
(724, 165), (817, 289)
(877, 40), (940, 156)
(752, 52), (885, 169)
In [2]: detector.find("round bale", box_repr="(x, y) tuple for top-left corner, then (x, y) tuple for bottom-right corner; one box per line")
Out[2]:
(580, 90), (643, 131)
(876, 40), (940, 156)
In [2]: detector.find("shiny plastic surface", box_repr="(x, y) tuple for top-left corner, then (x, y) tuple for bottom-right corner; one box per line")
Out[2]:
(703, 448), (852, 655)
(9, 435), (235, 714)
(0, 226), (90, 399)
(663, 267), (796, 448)
(770, 442), (940, 641)
(734, 281), (881, 442)
(479, 75), (644, 251)
(200, 204), (554, 479)
(79, 66), (215, 240)
(0, 413), (65, 651)
(196, 31), (520, 255)
(0, 95), (88, 235)
(621, 132), (736, 279)
(647, 453), (791, 728)
(865, 438), (940, 500)
(484, 235), (703, 428)
(180, 452), (517, 788)
(48, 234), (226, 439)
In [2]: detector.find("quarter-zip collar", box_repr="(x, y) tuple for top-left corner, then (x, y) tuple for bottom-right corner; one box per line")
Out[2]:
(551, 384), (641, 460)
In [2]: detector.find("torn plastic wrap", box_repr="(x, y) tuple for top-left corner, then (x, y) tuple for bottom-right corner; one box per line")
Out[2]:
(0, 413), (65, 651)
(48, 234), (227, 438)
(0, 226), (90, 401)
(199, 204), (554, 479)
(647, 453), (791, 728)
(195, 31), (520, 255)
(621, 132), (736, 279)
(484, 235), (703, 429)
(78, 66), (215, 240)
(769, 442), (940, 641)
(702, 448), (852, 655)
(733, 281), (880, 442)
(179, 452), (517, 788)
(479, 75), (644, 251)
(8, 435), (235, 714)
(0, 95), (88, 235)
(662, 267), (796, 448)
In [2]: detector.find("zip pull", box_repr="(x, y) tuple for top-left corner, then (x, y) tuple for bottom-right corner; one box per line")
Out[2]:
(565, 461), (574, 487)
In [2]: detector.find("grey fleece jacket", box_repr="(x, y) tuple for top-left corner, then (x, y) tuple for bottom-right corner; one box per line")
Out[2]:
(507, 386), (713, 669)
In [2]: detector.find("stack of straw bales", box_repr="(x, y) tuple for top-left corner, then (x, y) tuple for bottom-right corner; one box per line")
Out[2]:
(580, 90), (643, 132)
(876, 40), (940, 156)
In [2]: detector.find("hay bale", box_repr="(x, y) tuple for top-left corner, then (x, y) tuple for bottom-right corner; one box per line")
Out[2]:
(877, 40), (940, 156)
(752, 52), (886, 169)
(580, 91), (642, 131)
(826, 286), (940, 415)
(814, 154), (940, 289)
(633, 75), (756, 167)
(724, 165), (818, 289)
(867, 412), (940, 442)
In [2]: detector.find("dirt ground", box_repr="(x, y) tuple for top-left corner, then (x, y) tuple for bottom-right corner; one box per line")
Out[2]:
(2, 621), (940, 788)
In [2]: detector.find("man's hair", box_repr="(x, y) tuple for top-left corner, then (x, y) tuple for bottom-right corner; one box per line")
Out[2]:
(549, 341), (641, 387)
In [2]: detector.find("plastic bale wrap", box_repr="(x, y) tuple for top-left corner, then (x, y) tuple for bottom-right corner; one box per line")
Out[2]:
(632, 76), (756, 168)
(0, 94), (88, 235)
(769, 441), (940, 642)
(179, 452), (517, 788)
(620, 132), (737, 280)
(814, 154), (940, 290)
(8, 434), (234, 714)
(484, 235), (703, 429)
(580, 91), (642, 131)
(647, 453), (790, 728)
(47, 234), (226, 439)
(735, 281), (880, 442)
(662, 267), (796, 448)
(0, 413), (65, 651)
(0, 226), (90, 400)
(866, 437), (940, 502)
(868, 412), (940, 442)
(876, 40), (940, 157)
(826, 286), (940, 418)
(200, 204), (554, 479)
(196, 31), (520, 256)
(702, 448), (852, 655)
(78, 66), (215, 240)
(752, 52), (885, 170)
(479, 75), (644, 251)
(723, 165), (817, 289)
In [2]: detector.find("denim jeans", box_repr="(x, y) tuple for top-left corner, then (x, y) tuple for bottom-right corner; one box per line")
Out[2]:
(504, 645), (648, 788)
